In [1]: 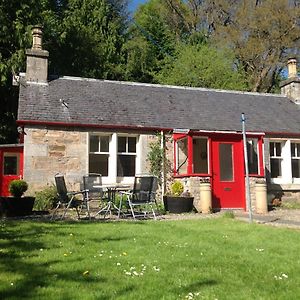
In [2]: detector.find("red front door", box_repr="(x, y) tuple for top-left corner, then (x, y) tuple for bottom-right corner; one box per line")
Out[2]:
(211, 137), (245, 209)
(0, 147), (24, 196)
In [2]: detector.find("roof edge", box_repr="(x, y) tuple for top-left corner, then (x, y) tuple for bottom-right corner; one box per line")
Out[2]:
(58, 76), (285, 98)
(16, 120), (172, 132)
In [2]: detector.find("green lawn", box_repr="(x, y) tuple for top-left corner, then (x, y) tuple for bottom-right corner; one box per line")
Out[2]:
(0, 217), (299, 299)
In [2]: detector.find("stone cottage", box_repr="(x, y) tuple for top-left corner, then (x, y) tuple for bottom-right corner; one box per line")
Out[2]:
(8, 26), (300, 211)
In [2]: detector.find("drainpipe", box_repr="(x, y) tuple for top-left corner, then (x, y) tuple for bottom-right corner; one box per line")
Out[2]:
(161, 130), (165, 202)
(241, 113), (253, 223)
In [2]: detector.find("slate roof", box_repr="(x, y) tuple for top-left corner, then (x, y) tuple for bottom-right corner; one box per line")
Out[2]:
(18, 76), (300, 135)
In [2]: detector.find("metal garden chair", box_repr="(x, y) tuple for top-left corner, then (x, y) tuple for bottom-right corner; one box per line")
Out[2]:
(52, 174), (87, 220)
(119, 175), (158, 220)
(82, 173), (107, 218)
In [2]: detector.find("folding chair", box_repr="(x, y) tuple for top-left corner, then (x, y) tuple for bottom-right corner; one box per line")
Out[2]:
(119, 175), (158, 220)
(52, 174), (86, 220)
(83, 173), (107, 217)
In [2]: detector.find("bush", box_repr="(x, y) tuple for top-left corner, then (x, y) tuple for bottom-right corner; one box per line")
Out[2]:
(9, 179), (28, 197)
(171, 181), (184, 196)
(34, 186), (58, 211)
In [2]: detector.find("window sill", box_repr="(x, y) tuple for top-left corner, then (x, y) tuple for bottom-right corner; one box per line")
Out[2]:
(269, 183), (300, 191)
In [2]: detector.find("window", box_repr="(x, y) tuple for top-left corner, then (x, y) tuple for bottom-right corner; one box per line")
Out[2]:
(291, 142), (300, 178)
(176, 137), (188, 174)
(270, 141), (283, 178)
(247, 138), (259, 174)
(89, 135), (110, 176)
(193, 138), (208, 173)
(117, 136), (136, 177)
(219, 143), (233, 181)
(3, 153), (19, 175)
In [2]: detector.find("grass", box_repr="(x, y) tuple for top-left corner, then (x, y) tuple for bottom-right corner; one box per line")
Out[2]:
(0, 218), (300, 299)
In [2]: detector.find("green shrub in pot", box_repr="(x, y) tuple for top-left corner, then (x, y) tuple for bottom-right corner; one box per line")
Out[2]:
(171, 181), (184, 196)
(9, 179), (28, 198)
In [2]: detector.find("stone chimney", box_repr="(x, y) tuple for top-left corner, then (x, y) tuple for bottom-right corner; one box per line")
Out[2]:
(280, 57), (300, 104)
(25, 25), (49, 83)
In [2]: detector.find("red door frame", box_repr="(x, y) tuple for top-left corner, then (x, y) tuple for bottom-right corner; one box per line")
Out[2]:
(211, 136), (245, 209)
(0, 145), (24, 196)
(173, 132), (265, 210)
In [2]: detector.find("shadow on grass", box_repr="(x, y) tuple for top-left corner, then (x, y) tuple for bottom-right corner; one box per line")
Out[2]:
(0, 219), (130, 298)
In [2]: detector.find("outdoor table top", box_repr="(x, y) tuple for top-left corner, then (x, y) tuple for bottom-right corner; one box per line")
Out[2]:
(93, 184), (131, 190)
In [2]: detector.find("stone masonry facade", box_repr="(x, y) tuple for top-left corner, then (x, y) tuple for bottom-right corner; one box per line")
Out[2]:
(23, 126), (155, 195)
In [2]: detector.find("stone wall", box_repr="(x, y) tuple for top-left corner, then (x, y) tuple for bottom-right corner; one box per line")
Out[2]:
(24, 126), (87, 193)
(23, 126), (156, 195)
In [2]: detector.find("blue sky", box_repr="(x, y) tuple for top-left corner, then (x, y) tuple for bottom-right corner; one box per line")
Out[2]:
(129, 0), (147, 12)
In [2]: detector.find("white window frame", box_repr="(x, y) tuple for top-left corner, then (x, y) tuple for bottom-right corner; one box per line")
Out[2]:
(291, 141), (300, 182)
(117, 135), (138, 180)
(88, 133), (139, 184)
(269, 139), (300, 184)
(88, 134), (111, 177)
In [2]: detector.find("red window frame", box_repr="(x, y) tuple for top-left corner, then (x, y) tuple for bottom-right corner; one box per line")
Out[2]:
(173, 133), (211, 177)
(173, 132), (264, 178)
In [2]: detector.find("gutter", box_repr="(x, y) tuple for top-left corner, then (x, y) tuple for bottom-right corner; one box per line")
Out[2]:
(16, 119), (173, 133)
(264, 131), (300, 138)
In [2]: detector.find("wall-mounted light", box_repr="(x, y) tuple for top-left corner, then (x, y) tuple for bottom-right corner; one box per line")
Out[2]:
(17, 126), (26, 135)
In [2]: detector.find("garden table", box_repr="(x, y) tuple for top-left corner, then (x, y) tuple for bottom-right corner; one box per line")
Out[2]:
(92, 184), (131, 218)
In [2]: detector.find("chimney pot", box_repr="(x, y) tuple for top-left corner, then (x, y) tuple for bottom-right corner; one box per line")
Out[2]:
(25, 25), (49, 83)
(287, 57), (298, 79)
(31, 25), (43, 50)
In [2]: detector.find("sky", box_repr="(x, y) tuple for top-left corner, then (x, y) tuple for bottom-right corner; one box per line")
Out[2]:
(129, 0), (147, 12)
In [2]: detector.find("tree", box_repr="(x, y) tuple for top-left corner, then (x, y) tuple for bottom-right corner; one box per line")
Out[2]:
(152, 0), (300, 92)
(0, 0), (129, 143)
(155, 43), (248, 90)
(0, 0), (54, 143)
(124, 0), (177, 82)
(46, 0), (128, 79)
(210, 0), (300, 92)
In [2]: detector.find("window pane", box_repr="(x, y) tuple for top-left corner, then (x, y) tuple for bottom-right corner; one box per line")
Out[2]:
(219, 144), (233, 181)
(270, 142), (274, 156)
(291, 143), (295, 157)
(292, 143), (300, 158)
(297, 144), (300, 156)
(4, 156), (18, 175)
(100, 136), (109, 152)
(89, 154), (108, 176)
(128, 137), (136, 153)
(271, 158), (281, 178)
(275, 143), (281, 156)
(117, 155), (135, 176)
(292, 159), (300, 178)
(193, 138), (208, 173)
(177, 138), (188, 174)
(247, 139), (258, 174)
(118, 137), (126, 152)
(90, 136), (99, 152)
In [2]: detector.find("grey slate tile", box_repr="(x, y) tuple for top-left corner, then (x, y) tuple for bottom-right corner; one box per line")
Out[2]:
(18, 77), (300, 134)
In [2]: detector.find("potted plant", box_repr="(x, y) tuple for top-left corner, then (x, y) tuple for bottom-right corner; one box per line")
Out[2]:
(163, 180), (194, 213)
(0, 179), (35, 217)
